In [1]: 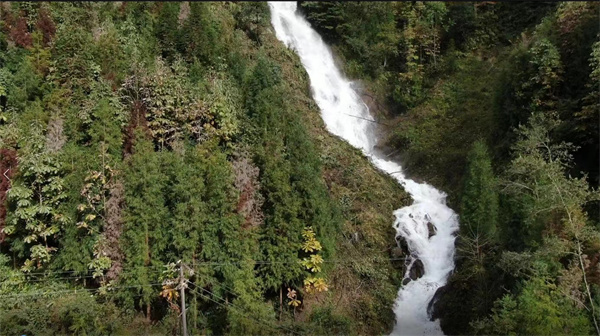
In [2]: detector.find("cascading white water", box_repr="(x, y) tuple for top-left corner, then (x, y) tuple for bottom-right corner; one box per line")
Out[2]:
(268, 2), (459, 335)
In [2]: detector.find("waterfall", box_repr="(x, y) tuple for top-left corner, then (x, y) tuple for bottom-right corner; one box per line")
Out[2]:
(268, 2), (459, 335)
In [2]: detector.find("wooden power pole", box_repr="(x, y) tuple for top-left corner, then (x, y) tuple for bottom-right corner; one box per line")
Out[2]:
(179, 262), (188, 336)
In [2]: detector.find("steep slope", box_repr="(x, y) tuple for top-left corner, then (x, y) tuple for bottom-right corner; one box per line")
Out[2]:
(0, 2), (407, 335)
(299, 2), (600, 335)
(269, 3), (458, 335)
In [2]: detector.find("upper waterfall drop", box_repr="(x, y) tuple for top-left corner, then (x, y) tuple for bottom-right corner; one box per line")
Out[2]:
(268, 2), (459, 335)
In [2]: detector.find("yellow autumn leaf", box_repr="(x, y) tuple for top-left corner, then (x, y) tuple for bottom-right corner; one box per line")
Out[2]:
(313, 278), (329, 292)
(288, 298), (301, 307)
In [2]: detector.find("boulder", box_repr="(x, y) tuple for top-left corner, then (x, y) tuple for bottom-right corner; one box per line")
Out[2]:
(395, 235), (410, 256)
(409, 259), (424, 280)
(427, 222), (437, 238)
(428, 284), (449, 319)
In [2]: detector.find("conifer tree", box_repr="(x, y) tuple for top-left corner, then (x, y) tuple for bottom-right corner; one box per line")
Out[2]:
(460, 140), (498, 241)
(120, 133), (170, 316)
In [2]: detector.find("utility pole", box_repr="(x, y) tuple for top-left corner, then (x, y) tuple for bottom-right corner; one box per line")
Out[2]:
(179, 261), (188, 336)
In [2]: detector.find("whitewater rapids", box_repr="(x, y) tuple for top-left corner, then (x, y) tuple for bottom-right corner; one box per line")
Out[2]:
(268, 2), (459, 335)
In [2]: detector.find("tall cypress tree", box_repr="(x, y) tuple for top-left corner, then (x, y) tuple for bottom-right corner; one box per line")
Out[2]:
(460, 140), (498, 241)
(120, 133), (170, 316)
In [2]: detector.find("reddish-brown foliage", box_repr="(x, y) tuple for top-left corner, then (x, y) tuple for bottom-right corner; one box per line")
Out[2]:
(104, 72), (118, 92)
(103, 180), (125, 281)
(36, 8), (56, 47)
(8, 13), (32, 48)
(588, 253), (600, 286)
(119, 2), (127, 17)
(0, 148), (18, 244)
(232, 155), (264, 229)
(124, 100), (151, 156)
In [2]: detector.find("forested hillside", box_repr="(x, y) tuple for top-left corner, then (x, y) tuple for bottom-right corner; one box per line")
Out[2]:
(300, 1), (600, 335)
(1, 2), (599, 335)
(0, 2), (410, 335)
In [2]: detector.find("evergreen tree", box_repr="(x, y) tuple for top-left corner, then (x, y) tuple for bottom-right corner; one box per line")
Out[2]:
(473, 277), (593, 335)
(120, 133), (170, 316)
(460, 140), (498, 241)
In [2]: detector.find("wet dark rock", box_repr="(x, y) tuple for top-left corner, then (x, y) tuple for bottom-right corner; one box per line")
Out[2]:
(395, 235), (410, 256)
(402, 277), (411, 286)
(427, 222), (437, 238)
(409, 259), (424, 280)
(428, 284), (448, 320)
(427, 271), (498, 335)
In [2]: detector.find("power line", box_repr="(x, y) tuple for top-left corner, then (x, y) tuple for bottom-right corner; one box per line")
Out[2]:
(186, 286), (282, 334)
(11, 253), (469, 285)
(9, 259), (405, 307)
(0, 283), (164, 299)
(342, 113), (390, 126)
(186, 280), (299, 336)
(19, 267), (170, 280)
(192, 273), (242, 308)
(6, 274), (98, 283)
(17, 255), (461, 277)
(21, 264), (171, 276)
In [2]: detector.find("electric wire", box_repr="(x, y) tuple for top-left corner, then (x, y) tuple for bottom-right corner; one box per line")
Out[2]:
(18, 254), (463, 277)
(186, 280), (299, 336)
(0, 283), (164, 298)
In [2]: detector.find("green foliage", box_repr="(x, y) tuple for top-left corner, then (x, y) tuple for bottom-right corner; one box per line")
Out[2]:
(293, 2), (600, 333)
(309, 305), (352, 335)
(180, 2), (224, 65)
(388, 53), (497, 197)
(302, 1), (449, 111)
(495, 36), (563, 145)
(524, 38), (563, 110)
(50, 22), (96, 94)
(15, 2), (600, 335)
(232, 2), (270, 43)
(298, 2), (343, 44)
(453, 110), (600, 334)
(119, 135), (170, 309)
(124, 56), (241, 150)
(501, 112), (596, 247)
(0, 288), (124, 336)
(336, 2), (400, 78)
(245, 54), (340, 291)
(0, 253), (127, 336)
(4, 57), (44, 112)
(154, 2), (181, 61)
(473, 277), (593, 335)
(460, 140), (498, 241)
(0, 2), (357, 334)
(93, 17), (127, 84)
(87, 97), (126, 158)
(5, 115), (67, 271)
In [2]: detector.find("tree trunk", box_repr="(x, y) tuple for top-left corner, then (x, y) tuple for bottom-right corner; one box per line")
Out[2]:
(279, 287), (283, 320)
(554, 181), (600, 336)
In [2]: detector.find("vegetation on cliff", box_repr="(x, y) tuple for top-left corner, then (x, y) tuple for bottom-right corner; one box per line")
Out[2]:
(0, 2), (408, 335)
(301, 1), (600, 334)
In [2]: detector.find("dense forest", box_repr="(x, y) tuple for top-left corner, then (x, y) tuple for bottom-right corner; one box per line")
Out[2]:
(300, 1), (600, 335)
(0, 2), (408, 335)
(0, 1), (598, 336)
